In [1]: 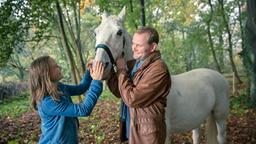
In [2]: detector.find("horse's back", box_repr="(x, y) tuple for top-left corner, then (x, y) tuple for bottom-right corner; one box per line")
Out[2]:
(166, 68), (229, 133)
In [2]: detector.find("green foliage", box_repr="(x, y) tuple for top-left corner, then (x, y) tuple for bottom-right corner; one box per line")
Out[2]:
(0, 0), (55, 68)
(99, 87), (117, 100)
(72, 87), (117, 103)
(0, 0), (250, 90)
(96, 0), (140, 32)
(0, 0), (29, 67)
(27, 0), (55, 42)
(0, 87), (115, 119)
(231, 89), (256, 116)
(0, 91), (31, 118)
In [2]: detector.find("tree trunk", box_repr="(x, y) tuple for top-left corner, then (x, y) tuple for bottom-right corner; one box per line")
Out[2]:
(11, 54), (25, 82)
(238, 0), (252, 96)
(56, 1), (78, 85)
(245, 0), (256, 103)
(140, 0), (146, 26)
(63, 2), (83, 80)
(73, 1), (86, 74)
(181, 30), (191, 71)
(218, 29), (224, 69)
(207, 0), (221, 72)
(129, 0), (138, 29)
(218, 0), (242, 83)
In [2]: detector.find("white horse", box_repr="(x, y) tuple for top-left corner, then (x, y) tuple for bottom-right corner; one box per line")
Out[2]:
(93, 7), (229, 144)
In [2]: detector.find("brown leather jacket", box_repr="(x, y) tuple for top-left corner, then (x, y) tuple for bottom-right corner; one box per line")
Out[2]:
(107, 51), (171, 144)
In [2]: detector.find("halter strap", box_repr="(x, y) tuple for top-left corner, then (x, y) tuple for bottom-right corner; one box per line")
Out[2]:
(95, 44), (116, 66)
(95, 37), (126, 72)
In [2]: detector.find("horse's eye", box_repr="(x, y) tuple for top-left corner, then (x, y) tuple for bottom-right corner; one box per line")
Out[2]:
(117, 29), (122, 36)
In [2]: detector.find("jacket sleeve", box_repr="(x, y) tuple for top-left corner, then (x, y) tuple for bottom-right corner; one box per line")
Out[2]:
(117, 63), (171, 108)
(106, 69), (121, 98)
(40, 80), (103, 117)
(61, 69), (92, 96)
(106, 60), (136, 98)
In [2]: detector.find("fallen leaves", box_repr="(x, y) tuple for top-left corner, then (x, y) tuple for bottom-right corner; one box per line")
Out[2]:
(0, 99), (255, 143)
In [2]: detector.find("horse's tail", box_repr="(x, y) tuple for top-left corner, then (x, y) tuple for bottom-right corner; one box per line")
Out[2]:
(206, 112), (217, 144)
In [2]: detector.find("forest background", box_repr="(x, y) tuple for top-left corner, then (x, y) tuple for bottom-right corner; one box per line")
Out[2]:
(0, 0), (255, 143)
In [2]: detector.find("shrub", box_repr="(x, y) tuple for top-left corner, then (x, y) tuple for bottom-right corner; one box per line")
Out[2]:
(0, 82), (28, 101)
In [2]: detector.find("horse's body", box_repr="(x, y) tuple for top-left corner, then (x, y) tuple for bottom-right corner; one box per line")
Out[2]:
(166, 68), (229, 144)
(93, 7), (229, 144)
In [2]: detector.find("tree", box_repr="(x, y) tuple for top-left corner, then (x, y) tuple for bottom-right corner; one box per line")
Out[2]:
(242, 0), (256, 104)
(206, 0), (221, 72)
(218, 0), (242, 83)
(139, 0), (145, 26)
(0, 0), (30, 68)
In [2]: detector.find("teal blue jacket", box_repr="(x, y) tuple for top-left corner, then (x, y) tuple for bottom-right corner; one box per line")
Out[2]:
(37, 70), (102, 144)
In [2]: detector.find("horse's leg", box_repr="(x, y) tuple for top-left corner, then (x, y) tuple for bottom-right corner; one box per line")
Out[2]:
(192, 127), (201, 144)
(206, 113), (218, 144)
(215, 118), (227, 144)
(165, 127), (171, 144)
(206, 111), (227, 144)
(212, 88), (229, 144)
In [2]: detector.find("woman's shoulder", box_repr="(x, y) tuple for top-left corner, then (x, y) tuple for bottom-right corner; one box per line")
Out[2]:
(40, 95), (53, 103)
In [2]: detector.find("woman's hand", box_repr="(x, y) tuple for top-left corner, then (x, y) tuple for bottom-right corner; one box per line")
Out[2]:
(89, 61), (104, 80)
(86, 59), (93, 68)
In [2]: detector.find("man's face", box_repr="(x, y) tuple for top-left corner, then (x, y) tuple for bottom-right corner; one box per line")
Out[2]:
(132, 32), (155, 60)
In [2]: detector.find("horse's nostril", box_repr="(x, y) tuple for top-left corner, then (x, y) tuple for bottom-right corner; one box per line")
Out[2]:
(104, 62), (109, 68)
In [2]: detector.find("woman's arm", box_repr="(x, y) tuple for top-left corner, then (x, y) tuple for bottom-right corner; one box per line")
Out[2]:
(60, 60), (100, 96)
(60, 70), (92, 96)
(40, 80), (103, 117)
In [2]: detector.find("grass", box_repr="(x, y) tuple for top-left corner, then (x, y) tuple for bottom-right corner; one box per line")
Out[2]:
(2, 85), (255, 119)
(0, 91), (31, 118)
(72, 87), (118, 103)
(99, 88), (118, 100)
(230, 88), (256, 116)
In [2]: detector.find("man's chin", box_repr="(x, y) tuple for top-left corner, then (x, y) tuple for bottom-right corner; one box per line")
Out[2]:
(133, 55), (139, 60)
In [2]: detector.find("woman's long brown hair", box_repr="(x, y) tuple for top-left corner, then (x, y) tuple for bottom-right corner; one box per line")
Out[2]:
(29, 56), (61, 109)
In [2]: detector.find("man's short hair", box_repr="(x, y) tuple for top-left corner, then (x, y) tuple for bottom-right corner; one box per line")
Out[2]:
(136, 27), (159, 45)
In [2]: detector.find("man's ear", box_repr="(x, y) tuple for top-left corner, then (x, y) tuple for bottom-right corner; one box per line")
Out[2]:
(150, 43), (158, 52)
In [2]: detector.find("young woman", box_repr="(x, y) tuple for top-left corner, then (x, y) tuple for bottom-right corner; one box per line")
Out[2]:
(29, 56), (104, 144)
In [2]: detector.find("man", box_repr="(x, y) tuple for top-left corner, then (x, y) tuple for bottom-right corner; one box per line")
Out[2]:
(108, 27), (171, 144)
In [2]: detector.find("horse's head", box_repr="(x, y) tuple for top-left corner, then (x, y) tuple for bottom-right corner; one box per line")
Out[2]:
(94, 7), (133, 80)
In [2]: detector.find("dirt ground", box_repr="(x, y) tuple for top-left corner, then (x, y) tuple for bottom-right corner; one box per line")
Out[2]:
(0, 99), (256, 144)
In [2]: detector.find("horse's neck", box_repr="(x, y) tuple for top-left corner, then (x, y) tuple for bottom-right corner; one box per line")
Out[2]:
(123, 30), (134, 62)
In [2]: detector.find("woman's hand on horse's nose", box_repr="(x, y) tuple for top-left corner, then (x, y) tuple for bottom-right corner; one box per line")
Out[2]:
(90, 61), (104, 80)
(116, 58), (126, 70)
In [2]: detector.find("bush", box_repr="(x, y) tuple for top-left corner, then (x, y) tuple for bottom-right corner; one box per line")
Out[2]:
(0, 82), (28, 101)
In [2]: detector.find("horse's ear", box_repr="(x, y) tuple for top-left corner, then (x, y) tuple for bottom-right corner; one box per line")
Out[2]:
(102, 12), (108, 22)
(118, 6), (126, 22)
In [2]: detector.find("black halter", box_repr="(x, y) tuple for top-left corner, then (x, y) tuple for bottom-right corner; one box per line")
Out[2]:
(95, 44), (116, 66)
(95, 37), (126, 72)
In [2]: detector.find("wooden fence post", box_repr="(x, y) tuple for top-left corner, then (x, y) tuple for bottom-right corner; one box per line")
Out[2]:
(233, 72), (236, 95)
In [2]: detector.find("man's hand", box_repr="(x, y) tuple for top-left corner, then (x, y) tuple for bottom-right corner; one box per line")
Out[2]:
(116, 57), (126, 71)
(89, 61), (104, 80)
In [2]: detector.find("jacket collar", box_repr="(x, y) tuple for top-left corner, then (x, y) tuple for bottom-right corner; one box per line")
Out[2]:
(138, 51), (161, 70)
